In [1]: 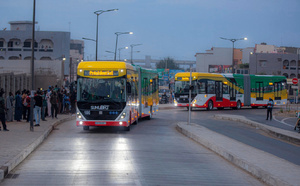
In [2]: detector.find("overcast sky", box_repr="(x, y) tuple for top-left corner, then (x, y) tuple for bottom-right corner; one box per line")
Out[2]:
(1, 0), (300, 61)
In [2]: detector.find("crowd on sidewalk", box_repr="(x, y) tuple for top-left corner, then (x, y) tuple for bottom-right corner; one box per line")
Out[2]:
(0, 85), (77, 131)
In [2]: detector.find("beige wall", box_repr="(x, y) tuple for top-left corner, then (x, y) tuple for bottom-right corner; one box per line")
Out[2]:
(0, 59), (64, 91)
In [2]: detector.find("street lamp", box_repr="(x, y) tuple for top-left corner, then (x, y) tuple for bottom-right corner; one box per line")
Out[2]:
(94, 9), (118, 61)
(82, 37), (96, 60)
(114, 32), (133, 61)
(118, 47), (128, 61)
(105, 50), (115, 60)
(220, 37), (247, 73)
(130, 44), (142, 64)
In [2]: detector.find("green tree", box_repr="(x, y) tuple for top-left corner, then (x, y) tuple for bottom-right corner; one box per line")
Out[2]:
(156, 57), (181, 69)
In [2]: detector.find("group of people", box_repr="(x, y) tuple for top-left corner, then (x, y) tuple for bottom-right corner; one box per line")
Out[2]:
(0, 85), (77, 131)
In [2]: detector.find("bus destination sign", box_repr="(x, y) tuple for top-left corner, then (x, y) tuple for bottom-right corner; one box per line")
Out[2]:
(84, 70), (118, 76)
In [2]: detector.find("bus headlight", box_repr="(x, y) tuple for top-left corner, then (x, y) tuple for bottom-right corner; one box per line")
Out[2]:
(77, 112), (83, 119)
(121, 112), (126, 119)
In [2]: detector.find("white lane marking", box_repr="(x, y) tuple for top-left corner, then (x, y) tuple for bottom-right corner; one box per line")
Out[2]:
(273, 116), (294, 127)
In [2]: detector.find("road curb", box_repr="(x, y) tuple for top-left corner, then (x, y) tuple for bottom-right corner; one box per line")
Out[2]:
(0, 116), (75, 181)
(214, 114), (300, 145)
(176, 122), (299, 186)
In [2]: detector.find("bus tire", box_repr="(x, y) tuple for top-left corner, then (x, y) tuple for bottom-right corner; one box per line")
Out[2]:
(125, 125), (130, 131)
(133, 116), (138, 125)
(207, 100), (213, 111)
(83, 126), (89, 131)
(236, 101), (241, 110)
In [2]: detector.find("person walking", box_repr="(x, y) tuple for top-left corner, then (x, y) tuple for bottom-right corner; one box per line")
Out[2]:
(50, 91), (58, 119)
(266, 98), (274, 120)
(14, 90), (22, 122)
(0, 89), (9, 131)
(6, 92), (14, 122)
(34, 90), (43, 126)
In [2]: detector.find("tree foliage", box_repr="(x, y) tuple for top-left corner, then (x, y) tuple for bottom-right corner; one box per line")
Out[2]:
(156, 57), (181, 69)
(239, 63), (249, 69)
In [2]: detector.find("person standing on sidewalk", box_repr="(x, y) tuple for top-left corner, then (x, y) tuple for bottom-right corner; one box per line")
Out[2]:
(0, 89), (9, 131)
(6, 92), (14, 122)
(266, 98), (274, 120)
(50, 91), (58, 119)
(25, 91), (31, 122)
(41, 90), (47, 121)
(34, 90), (43, 126)
(14, 90), (22, 122)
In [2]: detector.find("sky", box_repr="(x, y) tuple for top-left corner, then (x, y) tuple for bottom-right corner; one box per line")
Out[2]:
(1, 0), (300, 61)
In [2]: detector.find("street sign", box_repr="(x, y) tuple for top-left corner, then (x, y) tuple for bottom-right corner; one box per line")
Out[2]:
(291, 85), (298, 89)
(292, 78), (298, 85)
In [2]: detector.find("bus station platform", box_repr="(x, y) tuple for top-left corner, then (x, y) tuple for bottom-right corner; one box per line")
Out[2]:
(0, 114), (75, 181)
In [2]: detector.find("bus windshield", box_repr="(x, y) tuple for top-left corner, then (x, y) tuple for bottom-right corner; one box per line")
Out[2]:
(77, 77), (126, 102)
(175, 80), (197, 94)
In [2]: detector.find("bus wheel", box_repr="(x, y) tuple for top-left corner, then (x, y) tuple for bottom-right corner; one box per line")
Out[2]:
(207, 100), (213, 111)
(83, 126), (89, 131)
(236, 101), (241, 110)
(133, 117), (138, 125)
(125, 125), (131, 131)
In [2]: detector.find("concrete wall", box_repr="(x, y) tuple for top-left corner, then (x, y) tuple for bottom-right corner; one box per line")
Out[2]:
(0, 59), (64, 90)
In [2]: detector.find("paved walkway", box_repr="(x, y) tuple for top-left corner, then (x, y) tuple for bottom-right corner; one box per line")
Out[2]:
(0, 114), (74, 180)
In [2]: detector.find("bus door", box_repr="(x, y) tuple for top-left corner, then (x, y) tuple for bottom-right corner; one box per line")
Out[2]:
(274, 82), (281, 100)
(215, 81), (223, 102)
(256, 82), (264, 101)
(229, 84), (236, 101)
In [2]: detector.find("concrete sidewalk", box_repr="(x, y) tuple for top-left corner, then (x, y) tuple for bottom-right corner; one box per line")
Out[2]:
(177, 116), (300, 186)
(0, 114), (75, 181)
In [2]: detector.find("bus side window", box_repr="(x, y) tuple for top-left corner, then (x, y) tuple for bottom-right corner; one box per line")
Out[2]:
(207, 80), (215, 94)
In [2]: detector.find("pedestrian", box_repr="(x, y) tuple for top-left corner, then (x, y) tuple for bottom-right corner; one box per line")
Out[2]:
(70, 90), (76, 114)
(22, 90), (28, 120)
(50, 91), (58, 119)
(0, 88), (9, 131)
(41, 90), (47, 121)
(25, 91), (31, 122)
(6, 92), (14, 122)
(63, 93), (70, 114)
(266, 98), (274, 120)
(34, 90), (43, 126)
(14, 90), (22, 122)
(46, 88), (52, 117)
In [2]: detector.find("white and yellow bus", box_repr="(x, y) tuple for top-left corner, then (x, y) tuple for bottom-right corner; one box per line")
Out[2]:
(174, 72), (287, 110)
(76, 61), (158, 131)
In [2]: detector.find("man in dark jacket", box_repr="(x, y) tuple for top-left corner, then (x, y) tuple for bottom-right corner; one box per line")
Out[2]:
(0, 89), (9, 131)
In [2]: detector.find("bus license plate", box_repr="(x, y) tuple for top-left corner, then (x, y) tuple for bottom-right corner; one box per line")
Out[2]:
(95, 122), (106, 125)
(99, 111), (103, 115)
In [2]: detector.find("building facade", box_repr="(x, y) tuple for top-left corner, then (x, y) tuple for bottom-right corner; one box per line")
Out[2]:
(0, 21), (70, 75)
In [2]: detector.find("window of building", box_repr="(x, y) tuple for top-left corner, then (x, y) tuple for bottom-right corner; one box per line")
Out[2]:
(40, 57), (52, 60)
(283, 60), (289, 69)
(290, 73), (296, 78)
(282, 73), (288, 78)
(259, 60), (267, 67)
(0, 41), (3, 47)
(9, 56), (19, 60)
(0, 56), (4, 60)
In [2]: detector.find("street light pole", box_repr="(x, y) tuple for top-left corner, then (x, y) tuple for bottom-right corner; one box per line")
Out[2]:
(114, 32), (133, 61)
(220, 37), (247, 73)
(130, 44), (142, 64)
(30, 0), (36, 132)
(94, 9), (118, 61)
(118, 47), (128, 61)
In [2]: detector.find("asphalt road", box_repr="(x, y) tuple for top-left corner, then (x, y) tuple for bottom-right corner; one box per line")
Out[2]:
(163, 107), (300, 166)
(1, 115), (263, 185)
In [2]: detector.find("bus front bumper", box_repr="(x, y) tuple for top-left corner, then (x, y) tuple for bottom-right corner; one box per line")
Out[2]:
(76, 120), (129, 127)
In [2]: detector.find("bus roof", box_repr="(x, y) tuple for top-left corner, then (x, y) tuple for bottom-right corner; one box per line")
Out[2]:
(78, 61), (135, 70)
